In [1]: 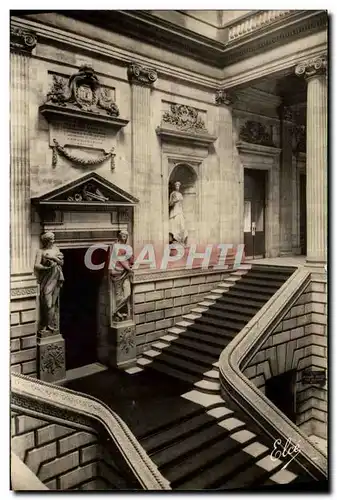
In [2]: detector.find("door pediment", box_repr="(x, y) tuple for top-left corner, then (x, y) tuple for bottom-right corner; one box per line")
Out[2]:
(31, 172), (138, 209)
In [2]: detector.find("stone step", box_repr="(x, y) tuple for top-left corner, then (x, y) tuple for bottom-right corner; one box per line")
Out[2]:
(195, 315), (246, 331)
(147, 359), (198, 385)
(182, 313), (202, 321)
(167, 327), (185, 336)
(190, 307), (208, 314)
(203, 307), (252, 323)
(175, 320), (194, 328)
(198, 300), (216, 307)
(194, 379), (220, 394)
(161, 333), (179, 342)
(173, 337), (222, 358)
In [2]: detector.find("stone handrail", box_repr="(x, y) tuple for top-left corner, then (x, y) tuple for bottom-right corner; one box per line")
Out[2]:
(228, 11), (292, 41)
(11, 373), (171, 490)
(219, 267), (327, 479)
(11, 452), (49, 491)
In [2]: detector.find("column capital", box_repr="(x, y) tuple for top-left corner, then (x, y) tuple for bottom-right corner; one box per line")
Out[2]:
(214, 89), (234, 106)
(127, 63), (158, 86)
(295, 55), (327, 80)
(10, 26), (37, 54)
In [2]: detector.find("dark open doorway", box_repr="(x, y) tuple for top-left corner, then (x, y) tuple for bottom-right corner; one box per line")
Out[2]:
(60, 247), (106, 371)
(244, 169), (266, 258)
(265, 370), (297, 423)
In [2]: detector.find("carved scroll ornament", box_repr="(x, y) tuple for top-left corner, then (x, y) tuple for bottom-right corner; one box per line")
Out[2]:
(163, 104), (207, 133)
(239, 120), (274, 147)
(46, 65), (120, 116)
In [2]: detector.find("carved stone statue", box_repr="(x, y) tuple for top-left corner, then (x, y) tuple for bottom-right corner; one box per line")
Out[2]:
(110, 230), (133, 322)
(34, 232), (64, 333)
(169, 181), (188, 245)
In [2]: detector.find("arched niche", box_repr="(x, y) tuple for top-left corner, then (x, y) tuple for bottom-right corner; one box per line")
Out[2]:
(168, 163), (198, 244)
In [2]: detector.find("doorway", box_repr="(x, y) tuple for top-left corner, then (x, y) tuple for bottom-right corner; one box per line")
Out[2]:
(265, 370), (297, 423)
(60, 247), (107, 370)
(244, 169), (266, 258)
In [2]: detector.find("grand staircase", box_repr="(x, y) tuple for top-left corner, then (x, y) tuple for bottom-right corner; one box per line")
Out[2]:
(133, 265), (316, 489)
(137, 265), (294, 392)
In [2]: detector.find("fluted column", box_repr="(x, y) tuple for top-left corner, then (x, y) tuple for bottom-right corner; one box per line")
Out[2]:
(215, 89), (241, 245)
(296, 56), (327, 265)
(128, 63), (157, 248)
(10, 27), (36, 275)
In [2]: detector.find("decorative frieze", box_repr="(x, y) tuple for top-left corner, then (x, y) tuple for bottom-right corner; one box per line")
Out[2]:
(215, 89), (233, 107)
(295, 56), (327, 79)
(10, 27), (37, 54)
(162, 104), (207, 133)
(239, 120), (275, 147)
(127, 63), (158, 85)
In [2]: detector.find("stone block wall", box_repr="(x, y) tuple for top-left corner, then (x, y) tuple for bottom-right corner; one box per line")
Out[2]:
(10, 289), (38, 377)
(133, 269), (231, 354)
(243, 274), (327, 439)
(11, 411), (130, 490)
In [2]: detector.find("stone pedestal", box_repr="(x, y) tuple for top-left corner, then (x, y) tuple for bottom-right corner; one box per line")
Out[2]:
(296, 56), (327, 266)
(109, 320), (136, 369)
(37, 331), (66, 383)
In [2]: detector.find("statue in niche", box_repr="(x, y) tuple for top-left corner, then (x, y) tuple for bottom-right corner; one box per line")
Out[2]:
(169, 181), (188, 245)
(110, 230), (134, 322)
(34, 232), (64, 333)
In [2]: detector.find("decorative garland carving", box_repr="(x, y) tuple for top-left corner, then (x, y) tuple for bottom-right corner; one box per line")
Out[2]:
(52, 139), (116, 170)
(45, 66), (120, 116)
(127, 63), (158, 85)
(215, 89), (233, 106)
(239, 120), (275, 147)
(295, 55), (327, 79)
(162, 104), (207, 132)
(10, 27), (37, 53)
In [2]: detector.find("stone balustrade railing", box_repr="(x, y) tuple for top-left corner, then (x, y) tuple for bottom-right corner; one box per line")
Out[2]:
(218, 267), (328, 479)
(11, 373), (171, 490)
(228, 11), (292, 41)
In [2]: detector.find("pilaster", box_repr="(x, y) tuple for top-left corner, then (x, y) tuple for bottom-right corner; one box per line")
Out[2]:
(10, 27), (36, 277)
(279, 106), (294, 255)
(295, 56), (327, 266)
(215, 90), (241, 245)
(128, 63), (158, 247)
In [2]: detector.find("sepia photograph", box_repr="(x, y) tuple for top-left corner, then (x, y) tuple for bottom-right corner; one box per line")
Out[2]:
(9, 7), (329, 492)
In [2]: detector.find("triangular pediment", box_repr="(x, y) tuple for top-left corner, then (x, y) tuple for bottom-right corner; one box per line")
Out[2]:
(31, 172), (138, 207)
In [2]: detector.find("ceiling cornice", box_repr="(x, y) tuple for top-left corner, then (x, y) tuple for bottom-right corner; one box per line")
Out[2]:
(62, 10), (327, 68)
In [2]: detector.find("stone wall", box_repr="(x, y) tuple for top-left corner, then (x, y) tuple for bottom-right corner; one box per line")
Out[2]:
(243, 274), (327, 439)
(11, 411), (130, 490)
(134, 269), (231, 354)
(10, 290), (38, 377)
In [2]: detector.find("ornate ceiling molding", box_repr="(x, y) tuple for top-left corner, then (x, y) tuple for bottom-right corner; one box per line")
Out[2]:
(10, 26), (36, 54)
(127, 63), (158, 85)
